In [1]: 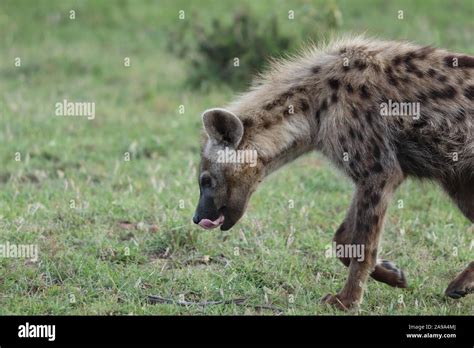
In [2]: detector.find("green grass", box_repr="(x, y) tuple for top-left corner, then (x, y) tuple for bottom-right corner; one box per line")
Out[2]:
(0, 0), (473, 315)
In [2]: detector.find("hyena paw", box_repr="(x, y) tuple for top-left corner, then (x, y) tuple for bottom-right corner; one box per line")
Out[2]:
(377, 260), (408, 288)
(321, 293), (357, 311)
(445, 262), (474, 299)
(445, 281), (473, 299)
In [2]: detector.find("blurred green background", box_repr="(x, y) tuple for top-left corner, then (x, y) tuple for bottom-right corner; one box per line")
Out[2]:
(0, 0), (472, 315)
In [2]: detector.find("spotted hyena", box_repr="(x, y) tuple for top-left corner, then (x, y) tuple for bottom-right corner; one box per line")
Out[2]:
(193, 36), (474, 310)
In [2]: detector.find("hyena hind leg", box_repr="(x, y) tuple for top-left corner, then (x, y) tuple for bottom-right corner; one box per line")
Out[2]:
(441, 176), (474, 299)
(334, 206), (407, 288)
(441, 176), (474, 223)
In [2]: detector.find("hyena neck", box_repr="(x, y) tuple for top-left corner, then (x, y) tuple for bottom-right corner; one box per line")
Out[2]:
(262, 141), (315, 176)
(228, 84), (319, 177)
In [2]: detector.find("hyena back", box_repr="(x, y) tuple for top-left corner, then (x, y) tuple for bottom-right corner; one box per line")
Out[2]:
(193, 36), (474, 310)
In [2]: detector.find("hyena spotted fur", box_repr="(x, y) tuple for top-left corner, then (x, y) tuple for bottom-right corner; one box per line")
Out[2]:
(193, 36), (474, 310)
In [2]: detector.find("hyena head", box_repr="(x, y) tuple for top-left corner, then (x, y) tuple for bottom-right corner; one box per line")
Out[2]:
(193, 108), (264, 231)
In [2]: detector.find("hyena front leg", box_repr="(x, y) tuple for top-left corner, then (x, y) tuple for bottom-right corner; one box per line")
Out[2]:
(323, 165), (404, 310)
(334, 195), (407, 288)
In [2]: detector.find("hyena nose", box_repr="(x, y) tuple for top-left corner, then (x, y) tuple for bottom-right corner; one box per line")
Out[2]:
(192, 214), (200, 224)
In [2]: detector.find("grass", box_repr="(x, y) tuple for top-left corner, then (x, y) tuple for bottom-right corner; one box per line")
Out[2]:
(0, 0), (473, 315)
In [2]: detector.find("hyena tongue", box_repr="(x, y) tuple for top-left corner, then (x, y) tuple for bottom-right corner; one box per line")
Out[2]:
(198, 215), (224, 230)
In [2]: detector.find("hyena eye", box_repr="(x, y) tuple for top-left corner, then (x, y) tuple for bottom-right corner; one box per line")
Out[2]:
(200, 175), (212, 188)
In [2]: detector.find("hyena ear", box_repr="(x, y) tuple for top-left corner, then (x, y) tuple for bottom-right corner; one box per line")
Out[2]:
(202, 108), (244, 148)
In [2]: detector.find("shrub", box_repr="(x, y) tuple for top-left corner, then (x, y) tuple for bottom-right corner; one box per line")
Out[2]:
(167, 4), (342, 90)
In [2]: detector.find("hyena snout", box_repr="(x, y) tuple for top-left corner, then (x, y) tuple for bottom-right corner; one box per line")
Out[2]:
(193, 193), (225, 230)
(193, 186), (251, 231)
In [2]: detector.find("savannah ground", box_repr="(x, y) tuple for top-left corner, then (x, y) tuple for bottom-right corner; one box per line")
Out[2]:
(0, 0), (473, 315)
